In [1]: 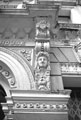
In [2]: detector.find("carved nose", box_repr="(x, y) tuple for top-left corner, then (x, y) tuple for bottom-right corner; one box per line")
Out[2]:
(41, 59), (44, 62)
(41, 59), (44, 63)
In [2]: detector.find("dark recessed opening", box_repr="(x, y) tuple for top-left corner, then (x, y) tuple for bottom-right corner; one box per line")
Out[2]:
(0, 84), (6, 120)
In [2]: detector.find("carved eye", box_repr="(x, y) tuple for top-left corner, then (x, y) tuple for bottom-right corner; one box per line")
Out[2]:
(43, 58), (47, 61)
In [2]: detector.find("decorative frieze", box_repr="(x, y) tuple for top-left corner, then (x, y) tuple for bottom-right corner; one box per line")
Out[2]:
(52, 29), (81, 45)
(0, 27), (33, 46)
(38, 0), (76, 5)
(61, 63), (81, 74)
(2, 89), (71, 120)
(0, 0), (77, 9)
(59, 23), (81, 30)
(0, 39), (25, 46)
(53, 22), (81, 45)
(0, 19), (81, 46)
(14, 102), (68, 112)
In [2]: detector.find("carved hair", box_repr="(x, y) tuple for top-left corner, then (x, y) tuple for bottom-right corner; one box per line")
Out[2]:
(36, 51), (49, 61)
(36, 20), (50, 29)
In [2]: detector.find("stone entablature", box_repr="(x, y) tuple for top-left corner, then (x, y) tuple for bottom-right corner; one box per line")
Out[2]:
(0, 19), (81, 46)
(1, 90), (71, 120)
(61, 62), (81, 74)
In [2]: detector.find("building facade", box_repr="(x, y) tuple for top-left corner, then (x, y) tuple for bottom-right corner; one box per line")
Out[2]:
(0, 0), (81, 120)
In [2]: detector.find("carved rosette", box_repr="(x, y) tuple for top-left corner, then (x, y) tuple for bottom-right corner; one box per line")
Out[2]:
(20, 49), (33, 65)
(0, 65), (16, 88)
(14, 102), (68, 112)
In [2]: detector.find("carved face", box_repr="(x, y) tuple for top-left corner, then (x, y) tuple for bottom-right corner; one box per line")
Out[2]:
(40, 23), (46, 29)
(38, 78), (47, 91)
(38, 78), (47, 86)
(37, 56), (48, 68)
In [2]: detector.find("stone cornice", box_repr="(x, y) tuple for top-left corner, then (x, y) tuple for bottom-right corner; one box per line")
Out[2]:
(1, 0), (77, 6)
(0, 0), (78, 16)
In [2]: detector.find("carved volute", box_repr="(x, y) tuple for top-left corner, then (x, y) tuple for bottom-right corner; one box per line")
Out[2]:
(34, 17), (51, 91)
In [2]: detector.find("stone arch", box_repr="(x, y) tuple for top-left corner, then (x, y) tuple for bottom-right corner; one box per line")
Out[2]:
(0, 47), (35, 96)
(0, 61), (15, 96)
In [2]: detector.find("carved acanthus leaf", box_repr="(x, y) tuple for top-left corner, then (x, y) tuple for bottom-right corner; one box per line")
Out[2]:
(20, 50), (32, 62)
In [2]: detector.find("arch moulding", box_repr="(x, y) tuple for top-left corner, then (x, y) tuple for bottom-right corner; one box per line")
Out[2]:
(0, 47), (35, 95)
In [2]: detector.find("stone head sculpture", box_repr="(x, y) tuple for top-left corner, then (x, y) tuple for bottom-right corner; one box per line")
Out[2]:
(36, 52), (50, 69)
